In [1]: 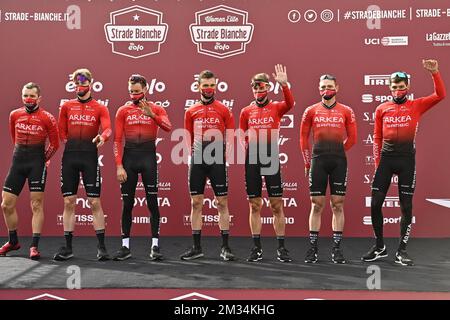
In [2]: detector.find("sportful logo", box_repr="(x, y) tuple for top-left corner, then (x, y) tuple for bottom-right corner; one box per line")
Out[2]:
(190, 5), (254, 59)
(104, 5), (168, 59)
(363, 216), (416, 225)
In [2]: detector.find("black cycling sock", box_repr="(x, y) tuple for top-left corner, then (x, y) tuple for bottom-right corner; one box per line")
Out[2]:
(146, 194), (160, 239)
(371, 191), (386, 248)
(252, 234), (261, 249)
(309, 231), (319, 248)
(192, 230), (201, 249)
(31, 233), (40, 248)
(220, 230), (229, 248)
(277, 236), (285, 249)
(9, 230), (18, 246)
(332, 231), (343, 248)
(398, 194), (413, 251)
(96, 229), (106, 248)
(64, 231), (73, 250)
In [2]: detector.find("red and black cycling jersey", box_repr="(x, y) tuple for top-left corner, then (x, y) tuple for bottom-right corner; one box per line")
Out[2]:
(239, 85), (295, 147)
(58, 98), (112, 152)
(373, 72), (446, 167)
(300, 102), (357, 169)
(113, 102), (172, 166)
(9, 106), (59, 160)
(184, 99), (234, 150)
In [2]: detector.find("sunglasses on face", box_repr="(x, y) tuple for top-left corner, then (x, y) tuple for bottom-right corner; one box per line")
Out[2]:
(390, 71), (408, 79)
(319, 74), (336, 81)
(251, 81), (269, 89)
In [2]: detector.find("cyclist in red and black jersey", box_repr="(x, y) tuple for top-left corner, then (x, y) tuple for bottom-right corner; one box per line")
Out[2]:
(112, 74), (172, 261)
(362, 60), (446, 266)
(239, 64), (295, 263)
(54, 68), (112, 261)
(300, 74), (357, 264)
(1, 82), (59, 259)
(181, 70), (236, 261)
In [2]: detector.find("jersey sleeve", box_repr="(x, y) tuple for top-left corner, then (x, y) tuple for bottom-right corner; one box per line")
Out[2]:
(373, 106), (383, 168)
(44, 111), (60, 161)
(184, 109), (193, 150)
(9, 110), (16, 144)
(58, 104), (68, 143)
(223, 107), (235, 161)
(415, 71), (446, 115)
(239, 107), (249, 150)
(152, 104), (172, 132)
(99, 106), (112, 142)
(113, 107), (125, 166)
(276, 85), (295, 117)
(300, 107), (313, 169)
(343, 107), (357, 151)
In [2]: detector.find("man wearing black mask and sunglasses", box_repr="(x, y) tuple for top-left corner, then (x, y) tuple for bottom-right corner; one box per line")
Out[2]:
(362, 60), (446, 266)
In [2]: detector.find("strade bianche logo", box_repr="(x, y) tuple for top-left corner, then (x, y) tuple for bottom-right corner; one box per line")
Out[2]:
(104, 5), (168, 59)
(190, 5), (254, 59)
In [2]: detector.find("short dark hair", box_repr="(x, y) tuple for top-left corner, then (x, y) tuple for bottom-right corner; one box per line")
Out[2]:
(252, 73), (270, 84)
(128, 74), (147, 88)
(198, 70), (215, 83)
(23, 82), (41, 96)
(390, 71), (409, 85)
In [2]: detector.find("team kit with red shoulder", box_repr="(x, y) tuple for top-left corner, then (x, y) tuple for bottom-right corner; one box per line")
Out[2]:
(0, 61), (446, 267)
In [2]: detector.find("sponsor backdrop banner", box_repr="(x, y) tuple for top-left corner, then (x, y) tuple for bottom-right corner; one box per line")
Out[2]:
(0, 0), (449, 237)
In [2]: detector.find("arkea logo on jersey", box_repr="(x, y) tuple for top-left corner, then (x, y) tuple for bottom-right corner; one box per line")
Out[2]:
(104, 5), (168, 59)
(126, 114), (152, 121)
(190, 5), (254, 59)
(69, 114), (97, 122)
(15, 123), (44, 131)
(248, 117), (275, 126)
(194, 118), (221, 124)
(383, 115), (412, 123)
(314, 116), (344, 123)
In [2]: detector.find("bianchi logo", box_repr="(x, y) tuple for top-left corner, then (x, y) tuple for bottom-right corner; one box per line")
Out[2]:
(190, 5), (254, 59)
(426, 199), (450, 208)
(104, 5), (168, 59)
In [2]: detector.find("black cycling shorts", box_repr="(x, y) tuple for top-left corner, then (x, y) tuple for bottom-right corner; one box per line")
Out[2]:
(121, 148), (158, 198)
(245, 153), (283, 199)
(61, 151), (101, 198)
(3, 150), (47, 196)
(309, 155), (347, 196)
(371, 154), (415, 196)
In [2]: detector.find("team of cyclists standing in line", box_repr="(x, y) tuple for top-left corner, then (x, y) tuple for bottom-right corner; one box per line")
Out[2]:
(0, 59), (445, 267)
